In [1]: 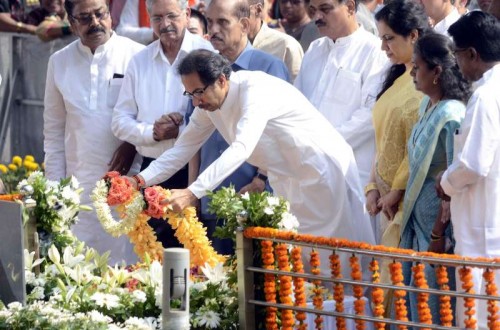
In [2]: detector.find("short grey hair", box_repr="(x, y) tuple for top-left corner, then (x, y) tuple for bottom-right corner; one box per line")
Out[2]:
(145, 0), (188, 13)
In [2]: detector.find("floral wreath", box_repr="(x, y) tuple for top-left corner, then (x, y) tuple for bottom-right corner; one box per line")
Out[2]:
(91, 171), (225, 267)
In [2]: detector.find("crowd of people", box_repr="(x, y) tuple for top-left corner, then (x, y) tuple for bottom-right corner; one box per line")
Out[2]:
(0, 0), (498, 327)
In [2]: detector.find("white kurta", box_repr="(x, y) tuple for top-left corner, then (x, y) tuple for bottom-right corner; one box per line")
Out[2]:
(433, 8), (461, 36)
(441, 64), (500, 329)
(141, 70), (376, 277)
(44, 33), (145, 265)
(112, 31), (213, 159)
(294, 27), (388, 185)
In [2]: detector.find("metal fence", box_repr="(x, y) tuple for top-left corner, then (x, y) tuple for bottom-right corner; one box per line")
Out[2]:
(237, 227), (500, 330)
(0, 32), (75, 163)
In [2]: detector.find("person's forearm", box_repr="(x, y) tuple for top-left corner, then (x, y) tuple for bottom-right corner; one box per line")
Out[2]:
(0, 14), (36, 34)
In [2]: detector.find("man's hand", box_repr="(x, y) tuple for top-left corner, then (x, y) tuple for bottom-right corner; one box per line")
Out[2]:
(108, 142), (137, 175)
(153, 113), (183, 141)
(365, 189), (381, 217)
(161, 188), (197, 213)
(435, 171), (451, 201)
(377, 189), (403, 220)
(238, 176), (266, 194)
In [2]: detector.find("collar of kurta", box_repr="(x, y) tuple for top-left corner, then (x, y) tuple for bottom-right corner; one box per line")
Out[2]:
(326, 25), (363, 48)
(151, 29), (196, 63)
(232, 42), (254, 71)
(77, 31), (117, 56)
(218, 72), (241, 113)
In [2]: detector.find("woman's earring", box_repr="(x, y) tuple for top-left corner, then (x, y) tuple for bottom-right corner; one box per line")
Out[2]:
(433, 77), (438, 85)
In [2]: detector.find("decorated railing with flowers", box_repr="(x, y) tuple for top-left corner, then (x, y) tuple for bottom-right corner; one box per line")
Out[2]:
(237, 227), (500, 330)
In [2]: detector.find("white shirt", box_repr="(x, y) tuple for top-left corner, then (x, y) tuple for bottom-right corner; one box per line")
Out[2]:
(294, 27), (388, 185)
(115, 0), (154, 45)
(44, 33), (145, 264)
(433, 8), (461, 36)
(252, 23), (304, 82)
(441, 64), (500, 330)
(140, 70), (375, 277)
(112, 31), (213, 159)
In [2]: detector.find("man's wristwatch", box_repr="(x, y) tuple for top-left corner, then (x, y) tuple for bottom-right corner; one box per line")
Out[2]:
(255, 172), (268, 182)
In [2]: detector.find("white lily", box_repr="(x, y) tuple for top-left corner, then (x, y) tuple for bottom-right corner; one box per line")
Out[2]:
(48, 245), (61, 265)
(200, 262), (226, 283)
(24, 249), (44, 271)
(62, 246), (85, 268)
(107, 265), (131, 285)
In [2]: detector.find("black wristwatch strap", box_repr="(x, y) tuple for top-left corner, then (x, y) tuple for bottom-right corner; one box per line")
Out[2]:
(255, 172), (268, 182)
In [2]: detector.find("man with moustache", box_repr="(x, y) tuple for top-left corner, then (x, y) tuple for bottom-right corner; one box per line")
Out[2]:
(294, 0), (387, 188)
(44, 0), (145, 264)
(112, 0), (212, 248)
(189, 0), (289, 253)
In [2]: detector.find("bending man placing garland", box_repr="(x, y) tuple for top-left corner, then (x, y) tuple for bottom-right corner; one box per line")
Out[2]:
(127, 49), (375, 278)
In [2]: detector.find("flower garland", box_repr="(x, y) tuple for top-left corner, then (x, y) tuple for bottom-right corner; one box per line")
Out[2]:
(275, 244), (294, 329)
(92, 172), (224, 267)
(412, 263), (431, 327)
(390, 261), (408, 330)
(244, 227), (500, 264)
(483, 268), (500, 329)
(369, 259), (385, 330)
(291, 246), (307, 329)
(261, 240), (278, 330)
(350, 255), (365, 330)
(330, 253), (346, 330)
(0, 193), (22, 201)
(435, 265), (453, 326)
(459, 267), (477, 329)
(310, 249), (324, 329)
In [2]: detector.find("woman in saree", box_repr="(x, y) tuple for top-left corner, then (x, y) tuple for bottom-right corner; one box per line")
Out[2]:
(365, 0), (429, 298)
(400, 32), (472, 323)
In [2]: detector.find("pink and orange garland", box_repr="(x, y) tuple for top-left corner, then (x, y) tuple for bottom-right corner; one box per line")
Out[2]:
(98, 171), (224, 267)
(261, 240), (278, 330)
(291, 246), (307, 329)
(330, 253), (346, 330)
(276, 243), (294, 329)
(350, 255), (365, 330)
(369, 259), (385, 329)
(310, 249), (324, 329)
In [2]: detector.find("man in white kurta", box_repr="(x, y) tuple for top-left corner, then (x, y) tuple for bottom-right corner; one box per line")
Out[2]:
(134, 49), (375, 278)
(294, 0), (388, 186)
(439, 12), (500, 329)
(44, 0), (145, 265)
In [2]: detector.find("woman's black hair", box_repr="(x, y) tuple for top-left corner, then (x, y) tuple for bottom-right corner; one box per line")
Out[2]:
(375, 0), (430, 100)
(415, 33), (472, 103)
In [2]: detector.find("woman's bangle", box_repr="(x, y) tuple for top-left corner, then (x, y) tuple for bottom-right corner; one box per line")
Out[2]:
(430, 231), (443, 240)
(132, 175), (145, 189)
(364, 182), (378, 196)
(16, 22), (24, 32)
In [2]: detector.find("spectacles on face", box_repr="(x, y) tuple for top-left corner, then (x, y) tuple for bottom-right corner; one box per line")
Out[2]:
(151, 12), (183, 24)
(183, 84), (210, 99)
(71, 10), (109, 25)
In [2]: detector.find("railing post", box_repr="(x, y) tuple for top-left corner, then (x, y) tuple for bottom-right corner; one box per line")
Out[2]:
(236, 228), (255, 330)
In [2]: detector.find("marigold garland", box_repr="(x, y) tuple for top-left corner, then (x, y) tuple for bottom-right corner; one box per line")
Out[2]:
(330, 253), (346, 330)
(261, 240), (278, 330)
(310, 249), (324, 329)
(291, 246), (307, 329)
(350, 255), (365, 330)
(459, 267), (477, 329)
(412, 263), (432, 328)
(0, 193), (22, 201)
(435, 265), (453, 326)
(483, 269), (500, 330)
(275, 243), (294, 330)
(369, 259), (385, 329)
(92, 173), (224, 267)
(390, 261), (408, 330)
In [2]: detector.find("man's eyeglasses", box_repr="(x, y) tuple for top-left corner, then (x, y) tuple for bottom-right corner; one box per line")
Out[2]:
(183, 84), (210, 99)
(71, 10), (110, 25)
(151, 12), (182, 24)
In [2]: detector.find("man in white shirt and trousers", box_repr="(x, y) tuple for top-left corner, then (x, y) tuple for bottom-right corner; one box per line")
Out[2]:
(294, 0), (387, 242)
(130, 49), (376, 279)
(111, 0), (213, 248)
(436, 11), (500, 329)
(44, 0), (145, 264)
